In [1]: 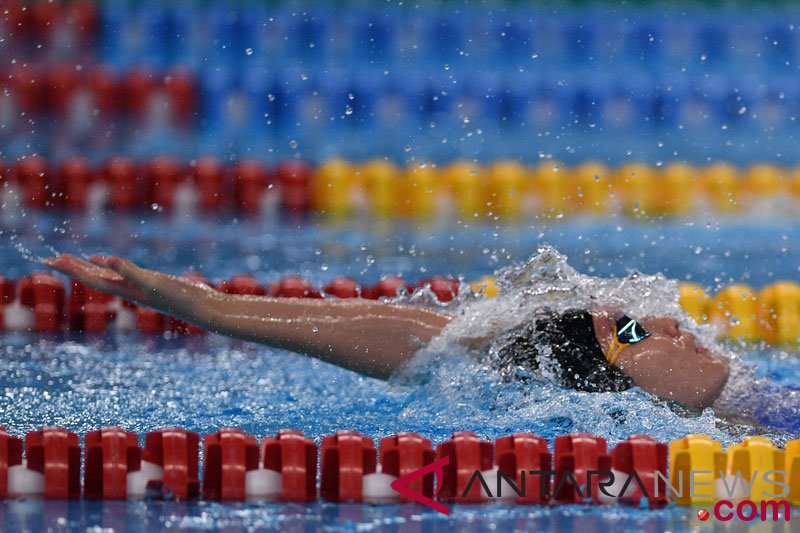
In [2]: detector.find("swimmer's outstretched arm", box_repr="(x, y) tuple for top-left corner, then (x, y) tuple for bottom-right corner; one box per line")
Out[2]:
(44, 254), (453, 379)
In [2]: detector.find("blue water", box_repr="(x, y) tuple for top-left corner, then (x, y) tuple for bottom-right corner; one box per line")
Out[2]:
(0, 214), (798, 530)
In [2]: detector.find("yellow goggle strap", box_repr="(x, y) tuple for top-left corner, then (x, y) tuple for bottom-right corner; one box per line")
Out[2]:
(605, 334), (628, 366)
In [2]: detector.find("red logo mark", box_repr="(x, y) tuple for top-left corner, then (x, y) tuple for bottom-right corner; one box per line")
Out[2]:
(390, 455), (451, 516)
(698, 509), (710, 521)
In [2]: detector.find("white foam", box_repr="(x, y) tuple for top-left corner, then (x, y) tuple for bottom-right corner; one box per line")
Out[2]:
(245, 468), (282, 500)
(362, 472), (398, 503)
(126, 460), (164, 498)
(8, 462), (45, 497)
(3, 301), (34, 332)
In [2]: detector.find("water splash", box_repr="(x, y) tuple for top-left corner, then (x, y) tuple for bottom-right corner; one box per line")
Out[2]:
(392, 245), (774, 446)
(433, 244), (720, 351)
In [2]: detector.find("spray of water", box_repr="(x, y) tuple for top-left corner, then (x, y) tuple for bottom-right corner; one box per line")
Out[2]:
(391, 245), (781, 446)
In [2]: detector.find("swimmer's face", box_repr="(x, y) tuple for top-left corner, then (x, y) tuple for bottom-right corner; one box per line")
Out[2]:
(593, 314), (730, 409)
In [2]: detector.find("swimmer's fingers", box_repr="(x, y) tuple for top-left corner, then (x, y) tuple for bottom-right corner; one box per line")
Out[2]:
(105, 257), (207, 315)
(43, 254), (148, 304)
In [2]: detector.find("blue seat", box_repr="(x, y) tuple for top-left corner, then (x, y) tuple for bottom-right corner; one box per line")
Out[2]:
(566, 20), (595, 64)
(764, 22), (795, 67)
(697, 20), (729, 66)
(627, 20), (662, 65)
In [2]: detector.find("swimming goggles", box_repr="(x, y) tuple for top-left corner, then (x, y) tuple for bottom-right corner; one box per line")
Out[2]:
(605, 315), (651, 366)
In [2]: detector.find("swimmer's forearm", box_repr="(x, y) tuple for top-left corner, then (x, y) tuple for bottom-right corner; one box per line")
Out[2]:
(191, 293), (453, 378)
(45, 254), (453, 378)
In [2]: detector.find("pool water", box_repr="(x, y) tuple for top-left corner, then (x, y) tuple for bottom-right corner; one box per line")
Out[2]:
(1, 213), (799, 531)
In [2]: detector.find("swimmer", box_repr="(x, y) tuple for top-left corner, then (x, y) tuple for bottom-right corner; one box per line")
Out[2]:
(44, 254), (795, 431)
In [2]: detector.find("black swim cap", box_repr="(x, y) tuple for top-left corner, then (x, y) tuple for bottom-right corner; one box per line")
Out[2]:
(492, 310), (634, 392)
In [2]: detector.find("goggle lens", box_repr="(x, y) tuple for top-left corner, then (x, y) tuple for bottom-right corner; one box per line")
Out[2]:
(615, 315), (651, 344)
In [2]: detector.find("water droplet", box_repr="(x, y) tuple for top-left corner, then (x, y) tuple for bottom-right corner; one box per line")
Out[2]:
(245, 47), (253, 55)
(289, 139), (298, 149)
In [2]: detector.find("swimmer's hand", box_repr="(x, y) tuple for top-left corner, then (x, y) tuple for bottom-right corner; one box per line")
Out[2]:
(43, 254), (213, 319)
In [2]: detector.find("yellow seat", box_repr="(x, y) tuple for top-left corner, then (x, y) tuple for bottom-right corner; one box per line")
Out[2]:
(313, 158), (357, 219)
(678, 283), (712, 324)
(757, 282), (800, 344)
(530, 161), (573, 218)
(742, 163), (786, 209)
(659, 162), (698, 216)
(359, 158), (400, 220)
(486, 160), (527, 222)
(573, 161), (612, 214)
(711, 284), (759, 341)
(786, 439), (800, 506)
(615, 162), (657, 218)
(725, 436), (785, 501)
(701, 163), (740, 213)
(401, 162), (439, 221)
(469, 276), (499, 297)
(668, 434), (725, 505)
(442, 160), (485, 219)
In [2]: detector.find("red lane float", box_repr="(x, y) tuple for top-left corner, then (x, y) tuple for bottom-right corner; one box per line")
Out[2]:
(103, 156), (139, 210)
(84, 427), (141, 500)
(261, 429), (318, 502)
(0, 428), (23, 499)
(320, 431), (377, 503)
(202, 428), (259, 502)
(136, 307), (166, 335)
(122, 68), (156, 119)
(0, 278), (14, 304)
(87, 66), (119, 116)
(276, 160), (312, 213)
(10, 156), (50, 208)
(0, 428), (724, 507)
(232, 160), (270, 213)
(416, 277), (459, 302)
(436, 431), (494, 503)
(0, 278), (16, 333)
(192, 157), (224, 212)
(31, 0), (97, 51)
(68, 280), (115, 334)
(553, 433), (611, 504)
(18, 273), (65, 333)
(164, 68), (196, 127)
(24, 428), (81, 499)
(147, 156), (184, 211)
(380, 432), (435, 502)
(362, 276), (409, 299)
(56, 156), (95, 210)
(610, 434), (668, 506)
(142, 428), (200, 501)
(495, 433), (551, 503)
(270, 276), (322, 298)
(220, 274), (266, 296)
(7, 65), (43, 115)
(323, 277), (360, 298)
(46, 65), (81, 116)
